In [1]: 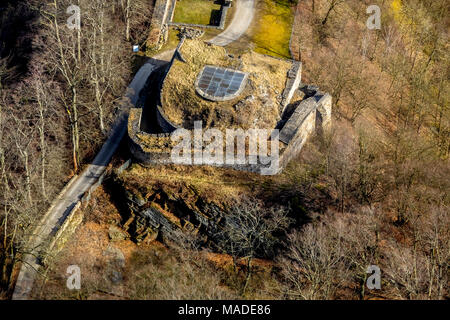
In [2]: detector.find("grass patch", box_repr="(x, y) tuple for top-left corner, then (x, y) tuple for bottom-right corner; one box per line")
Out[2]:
(158, 28), (182, 53)
(173, 0), (222, 25)
(249, 0), (295, 59)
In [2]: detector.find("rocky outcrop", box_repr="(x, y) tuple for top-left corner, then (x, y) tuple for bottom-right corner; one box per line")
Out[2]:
(109, 176), (226, 247)
(174, 26), (205, 39)
(108, 226), (130, 242)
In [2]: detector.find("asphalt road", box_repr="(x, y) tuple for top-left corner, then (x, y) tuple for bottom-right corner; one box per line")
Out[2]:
(11, 54), (171, 300)
(209, 0), (256, 46)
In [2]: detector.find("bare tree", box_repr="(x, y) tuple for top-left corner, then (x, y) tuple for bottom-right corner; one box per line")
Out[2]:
(37, 0), (84, 172)
(217, 198), (291, 295)
(84, 0), (128, 132)
(384, 205), (449, 299)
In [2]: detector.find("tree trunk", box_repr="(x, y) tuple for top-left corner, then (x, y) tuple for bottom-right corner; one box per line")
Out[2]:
(242, 256), (253, 296)
(70, 87), (80, 173)
(36, 81), (47, 198)
(125, 0), (131, 41)
(24, 151), (32, 205)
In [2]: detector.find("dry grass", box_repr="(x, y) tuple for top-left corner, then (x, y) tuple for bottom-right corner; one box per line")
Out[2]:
(120, 163), (267, 203)
(136, 132), (177, 153)
(161, 39), (292, 130)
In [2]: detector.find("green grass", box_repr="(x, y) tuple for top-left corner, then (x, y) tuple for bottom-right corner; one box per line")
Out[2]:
(172, 0), (222, 26)
(249, 0), (295, 59)
(159, 28), (182, 52)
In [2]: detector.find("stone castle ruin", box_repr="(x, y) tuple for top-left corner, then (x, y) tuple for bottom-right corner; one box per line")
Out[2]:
(128, 36), (331, 175)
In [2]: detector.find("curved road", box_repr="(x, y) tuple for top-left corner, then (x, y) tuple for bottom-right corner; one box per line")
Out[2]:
(209, 0), (255, 46)
(12, 0), (256, 299)
(12, 52), (172, 300)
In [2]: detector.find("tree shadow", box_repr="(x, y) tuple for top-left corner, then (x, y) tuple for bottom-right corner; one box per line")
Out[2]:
(0, 1), (38, 84)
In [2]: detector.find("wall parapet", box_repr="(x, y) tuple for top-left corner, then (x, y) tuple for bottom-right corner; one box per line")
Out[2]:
(129, 108), (174, 164)
(278, 100), (317, 169)
(146, 0), (173, 52)
(128, 89), (332, 176)
(42, 202), (83, 267)
(289, 1), (302, 61)
(316, 92), (332, 131)
(279, 97), (316, 145)
(218, 4), (230, 29)
(156, 105), (180, 132)
(128, 41), (331, 175)
(281, 61), (302, 112)
(154, 38), (186, 133)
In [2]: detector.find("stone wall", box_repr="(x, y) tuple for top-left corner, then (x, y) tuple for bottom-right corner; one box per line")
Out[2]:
(289, 1), (302, 61)
(218, 4), (230, 29)
(156, 105), (180, 132)
(279, 97), (316, 145)
(162, 36), (186, 82)
(128, 108), (174, 164)
(129, 107), (275, 173)
(128, 98), (325, 176)
(128, 43), (331, 175)
(168, 22), (224, 30)
(316, 92), (332, 132)
(146, 0), (173, 52)
(279, 99), (317, 169)
(41, 155), (129, 266)
(167, 0), (178, 23)
(281, 61), (302, 112)
(155, 38), (185, 133)
(43, 202), (84, 267)
(128, 91), (331, 176)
